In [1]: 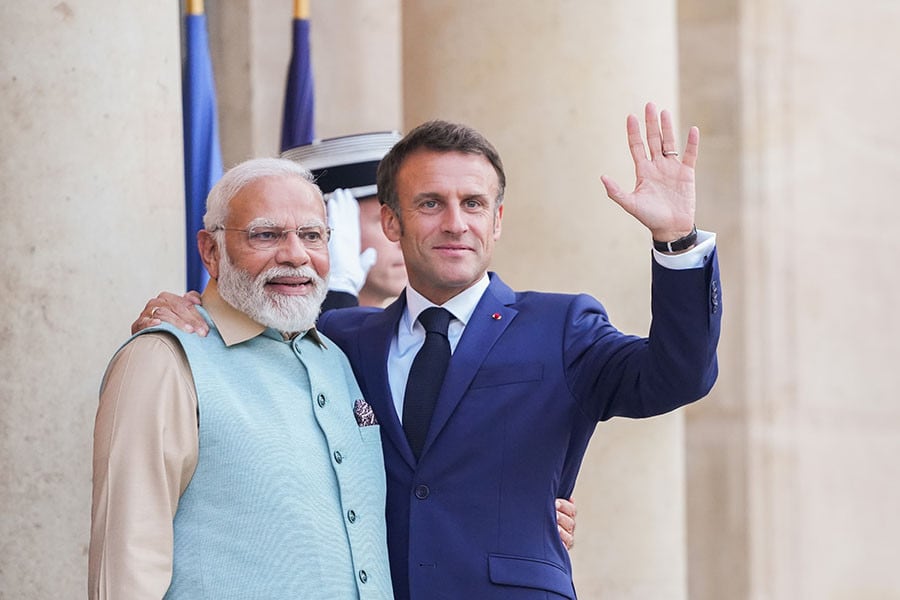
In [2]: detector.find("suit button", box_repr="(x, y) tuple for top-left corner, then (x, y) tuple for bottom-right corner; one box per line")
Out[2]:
(347, 509), (357, 523)
(414, 484), (429, 499)
(358, 570), (368, 583)
(333, 450), (343, 464)
(317, 393), (326, 407)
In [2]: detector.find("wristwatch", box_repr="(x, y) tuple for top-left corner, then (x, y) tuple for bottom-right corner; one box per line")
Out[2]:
(653, 226), (697, 253)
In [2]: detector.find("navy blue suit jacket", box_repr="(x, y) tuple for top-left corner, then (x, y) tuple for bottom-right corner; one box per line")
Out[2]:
(318, 252), (721, 599)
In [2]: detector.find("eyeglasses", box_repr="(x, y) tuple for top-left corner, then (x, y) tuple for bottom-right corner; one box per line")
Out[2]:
(212, 225), (332, 251)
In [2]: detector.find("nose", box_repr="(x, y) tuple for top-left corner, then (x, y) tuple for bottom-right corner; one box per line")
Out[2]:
(274, 230), (311, 266)
(442, 202), (468, 234)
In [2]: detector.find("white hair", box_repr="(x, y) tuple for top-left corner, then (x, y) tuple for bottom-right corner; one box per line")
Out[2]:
(203, 157), (324, 230)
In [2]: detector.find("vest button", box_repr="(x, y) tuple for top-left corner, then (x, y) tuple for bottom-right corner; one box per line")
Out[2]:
(347, 509), (357, 523)
(317, 393), (326, 407)
(358, 569), (368, 583)
(414, 484), (429, 499)
(333, 450), (343, 464)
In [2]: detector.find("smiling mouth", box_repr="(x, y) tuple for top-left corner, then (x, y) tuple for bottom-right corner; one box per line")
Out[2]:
(265, 277), (314, 293)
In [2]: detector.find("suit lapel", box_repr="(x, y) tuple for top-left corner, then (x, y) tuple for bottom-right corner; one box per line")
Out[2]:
(421, 275), (518, 457)
(358, 297), (418, 469)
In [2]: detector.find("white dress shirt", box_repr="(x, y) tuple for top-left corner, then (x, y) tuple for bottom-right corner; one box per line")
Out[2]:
(387, 274), (490, 417)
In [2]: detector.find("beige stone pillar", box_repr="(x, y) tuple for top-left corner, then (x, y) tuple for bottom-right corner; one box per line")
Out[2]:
(207, 0), (402, 165)
(0, 2), (185, 597)
(677, 2), (749, 598)
(680, 0), (900, 598)
(402, 1), (687, 597)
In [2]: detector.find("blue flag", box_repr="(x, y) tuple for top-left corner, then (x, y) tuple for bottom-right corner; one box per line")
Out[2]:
(182, 11), (223, 292)
(280, 14), (315, 152)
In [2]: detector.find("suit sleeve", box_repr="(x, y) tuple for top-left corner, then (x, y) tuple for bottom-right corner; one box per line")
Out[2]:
(88, 333), (199, 599)
(565, 250), (721, 421)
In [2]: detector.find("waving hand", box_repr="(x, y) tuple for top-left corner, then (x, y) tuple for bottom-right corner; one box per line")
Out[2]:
(601, 103), (699, 245)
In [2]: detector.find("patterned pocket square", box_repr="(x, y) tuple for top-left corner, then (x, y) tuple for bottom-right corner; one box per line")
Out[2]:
(354, 399), (378, 427)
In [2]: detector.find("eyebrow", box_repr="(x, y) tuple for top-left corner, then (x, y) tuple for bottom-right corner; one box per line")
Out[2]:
(244, 217), (327, 229)
(413, 191), (491, 202)
(413, 192), (444, 201)
(245, 217), (278, 228)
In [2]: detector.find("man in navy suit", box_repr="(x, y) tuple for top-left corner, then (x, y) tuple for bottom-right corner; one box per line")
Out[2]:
(137, 103), (720, 599)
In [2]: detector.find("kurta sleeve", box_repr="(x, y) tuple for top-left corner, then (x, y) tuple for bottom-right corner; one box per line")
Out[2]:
(88, 333), (199, 600)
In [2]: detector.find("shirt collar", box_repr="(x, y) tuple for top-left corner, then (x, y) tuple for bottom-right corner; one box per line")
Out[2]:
(201, 279), (326, 348)
(403, 273), (491, 332)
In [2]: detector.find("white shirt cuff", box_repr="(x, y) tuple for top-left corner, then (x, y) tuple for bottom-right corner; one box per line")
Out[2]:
(652, 229), (716, 270)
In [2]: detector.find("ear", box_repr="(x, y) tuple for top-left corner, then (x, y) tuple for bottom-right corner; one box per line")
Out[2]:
(381, 203), (401, 242)
(197, 230), (221, 280)
(493, 204), (503, 240)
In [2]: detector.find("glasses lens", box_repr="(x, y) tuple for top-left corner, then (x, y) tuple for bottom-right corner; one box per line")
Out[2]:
(296, 226), (329, 250)
(245, 226), (331, 250)
(246, 226), (283, 249)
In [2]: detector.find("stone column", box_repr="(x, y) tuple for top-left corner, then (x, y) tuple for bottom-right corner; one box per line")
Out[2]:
(402, 1), (687, 597)
(677, 1), (749, 598)
(0, 1), (185, 597)
(680, 0), (900, 597)
(207, 0), (402, 164)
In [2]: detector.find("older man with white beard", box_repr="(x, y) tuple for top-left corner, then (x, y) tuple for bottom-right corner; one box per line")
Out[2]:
(89, 158), (393, 599)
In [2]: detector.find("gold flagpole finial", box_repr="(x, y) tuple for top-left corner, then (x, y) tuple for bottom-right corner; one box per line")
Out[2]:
(294, 0), (310, 19)
(187, 0), (205, 16)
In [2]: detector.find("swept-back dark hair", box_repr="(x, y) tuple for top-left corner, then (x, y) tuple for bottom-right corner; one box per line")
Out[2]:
(376, 120), (506, 212)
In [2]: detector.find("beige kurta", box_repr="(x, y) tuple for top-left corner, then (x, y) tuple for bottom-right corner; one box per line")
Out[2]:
(88, 281), (324, 598)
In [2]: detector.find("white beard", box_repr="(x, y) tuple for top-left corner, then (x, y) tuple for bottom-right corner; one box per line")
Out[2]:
(217, 252), (328, 334)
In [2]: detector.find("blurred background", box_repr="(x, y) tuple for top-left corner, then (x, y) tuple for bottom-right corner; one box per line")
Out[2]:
(2, 1), (898, 598)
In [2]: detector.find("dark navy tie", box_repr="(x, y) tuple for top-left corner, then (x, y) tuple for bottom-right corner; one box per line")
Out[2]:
(402, 307), (452, 459)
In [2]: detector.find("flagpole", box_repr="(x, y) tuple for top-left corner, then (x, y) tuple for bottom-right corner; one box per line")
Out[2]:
(182, 0), (221, 291)
(281, 0), (315, 151)
(187, 0), (204, 16)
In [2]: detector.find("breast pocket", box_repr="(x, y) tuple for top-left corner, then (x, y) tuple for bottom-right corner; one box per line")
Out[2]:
(470, 363), (544, 390)
(358, 423), (383, 444)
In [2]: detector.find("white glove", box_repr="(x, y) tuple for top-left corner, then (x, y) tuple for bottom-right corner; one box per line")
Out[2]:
(326, 188), (377, 295)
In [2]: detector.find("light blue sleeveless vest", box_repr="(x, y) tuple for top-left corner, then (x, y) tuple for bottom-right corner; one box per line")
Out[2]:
(141, 310), (392, 599)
